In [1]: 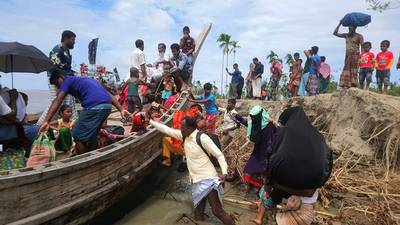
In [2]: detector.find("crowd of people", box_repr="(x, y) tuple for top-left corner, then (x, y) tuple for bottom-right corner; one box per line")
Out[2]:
(1, 22), (399, 225)
(225, 22), (400, 101)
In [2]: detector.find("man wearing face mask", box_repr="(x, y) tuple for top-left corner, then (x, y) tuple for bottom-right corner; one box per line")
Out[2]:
(37, 30), (78, 126)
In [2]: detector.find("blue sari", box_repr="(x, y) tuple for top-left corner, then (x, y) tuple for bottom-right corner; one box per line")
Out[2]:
(298, 72), (310, 96)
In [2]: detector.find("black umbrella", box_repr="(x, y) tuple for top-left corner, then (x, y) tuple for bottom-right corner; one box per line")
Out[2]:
(0, 41), (54, 88)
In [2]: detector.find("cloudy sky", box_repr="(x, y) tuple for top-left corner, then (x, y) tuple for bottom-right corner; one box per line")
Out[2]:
(0, 0), (399, 91)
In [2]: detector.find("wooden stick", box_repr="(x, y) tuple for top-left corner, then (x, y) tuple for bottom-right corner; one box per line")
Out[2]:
(223, 197), (258, 207)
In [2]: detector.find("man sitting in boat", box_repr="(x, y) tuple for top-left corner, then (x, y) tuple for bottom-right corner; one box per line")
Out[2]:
(169, 43), (192, 92)
(150, 117), (236, 225)
(39, 69), (129, 155)
(0, 85), (38, 156)
(146, 43), (169, 82)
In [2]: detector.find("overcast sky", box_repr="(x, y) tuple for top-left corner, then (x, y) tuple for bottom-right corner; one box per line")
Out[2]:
(0, 0), (399, 90)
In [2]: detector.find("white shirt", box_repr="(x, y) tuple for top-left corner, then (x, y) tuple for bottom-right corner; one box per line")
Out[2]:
(0, 96), (11, 116)
(0, 87), (26, 122)
(219, 108), (239, 137)
(150, 120), (228, 183)
(129, 48), (146, 81)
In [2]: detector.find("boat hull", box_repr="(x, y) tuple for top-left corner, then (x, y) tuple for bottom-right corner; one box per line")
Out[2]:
(0, 93), (188, 225)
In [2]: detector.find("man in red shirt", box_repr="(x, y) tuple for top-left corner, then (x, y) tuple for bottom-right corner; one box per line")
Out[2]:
(358, 42), (375, 90)
(376, 40), (394, 94)
(179, 26), (196, 65)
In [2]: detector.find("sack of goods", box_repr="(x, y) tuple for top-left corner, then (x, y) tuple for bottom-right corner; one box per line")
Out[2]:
(27, 133), (56, 167)
(342, 12), (371, 27)
(267, 107), (333, 190)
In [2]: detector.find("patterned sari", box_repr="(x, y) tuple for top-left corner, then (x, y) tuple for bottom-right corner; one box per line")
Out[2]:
(340, 34), (361, 88)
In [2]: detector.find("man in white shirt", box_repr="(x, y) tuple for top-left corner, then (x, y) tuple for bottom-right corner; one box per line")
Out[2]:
(0, 88), (38, 154)
(217, 99), (240, 148)
(150, 117), (235, 225)
(146, 43), (169, 84)
(130, 39), (148, 101)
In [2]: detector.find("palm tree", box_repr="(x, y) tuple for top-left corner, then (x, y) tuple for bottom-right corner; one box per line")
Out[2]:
(266, 51), (279, 63)
(217, 33), (231, 94)
(230, 41), (240, 63)
(284, 53), (294, 66)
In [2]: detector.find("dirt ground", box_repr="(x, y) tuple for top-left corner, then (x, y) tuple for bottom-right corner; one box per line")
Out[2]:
(218, 88), (400, 225)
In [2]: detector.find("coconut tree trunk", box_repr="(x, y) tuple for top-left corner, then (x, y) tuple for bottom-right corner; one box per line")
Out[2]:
(225, 52), (229, 94)
(233, 50), (236, 63)
(221, 51), (224, 94)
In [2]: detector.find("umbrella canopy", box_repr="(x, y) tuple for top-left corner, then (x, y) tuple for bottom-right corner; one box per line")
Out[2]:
(0, 42), (54, 88)
(0, 41), (54, 73)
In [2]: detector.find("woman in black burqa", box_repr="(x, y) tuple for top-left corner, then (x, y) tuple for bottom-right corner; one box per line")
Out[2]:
(251, 106), (333, 225)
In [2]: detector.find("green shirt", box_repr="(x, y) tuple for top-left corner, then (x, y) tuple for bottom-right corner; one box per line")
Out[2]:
(127, 81), (139, 97)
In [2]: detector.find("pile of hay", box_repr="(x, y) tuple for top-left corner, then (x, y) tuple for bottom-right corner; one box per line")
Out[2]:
(220, 88), (400, 225)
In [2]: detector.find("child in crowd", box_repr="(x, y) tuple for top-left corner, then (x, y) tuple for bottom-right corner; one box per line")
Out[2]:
(146, 101), (166, 122)
(358, 42), (375, 90)
(126, 67), (144, 113)
(161, 71), (176, 104)
(49, 104), (75, 152)
(217, 99), (240, 149)
(319, 56), (331, 93)
(307, 46), (321, 96)
(97, 121), (129, 148)
(179, 26), (196, 64)
(376, 40), (394, 94)
(288, 53), (302, 97)
(188, 83), (218, 134)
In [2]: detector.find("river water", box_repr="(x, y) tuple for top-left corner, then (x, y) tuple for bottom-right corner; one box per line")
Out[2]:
(113, 169), (257, 225)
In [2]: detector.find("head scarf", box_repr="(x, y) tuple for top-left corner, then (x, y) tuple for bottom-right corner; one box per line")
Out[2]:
(247, 105), (269, 143)
(268, 107), (333, 189)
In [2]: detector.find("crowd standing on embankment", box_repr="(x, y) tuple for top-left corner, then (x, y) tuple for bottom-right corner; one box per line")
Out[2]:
(1, 14), (400, 225)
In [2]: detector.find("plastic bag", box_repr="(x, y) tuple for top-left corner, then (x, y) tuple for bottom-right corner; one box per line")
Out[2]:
(27, 133), (56, 167)
(0, 148), (26, 171)
(342, 12), (371, 27)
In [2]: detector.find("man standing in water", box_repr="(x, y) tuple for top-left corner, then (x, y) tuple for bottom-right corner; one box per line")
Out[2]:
(130, 39), (148, 102)
(37, 30), (78, 126)
(150, 118), (236, 225)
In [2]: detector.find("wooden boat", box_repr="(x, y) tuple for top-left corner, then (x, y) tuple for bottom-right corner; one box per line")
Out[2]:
(0, 23), (212, 225)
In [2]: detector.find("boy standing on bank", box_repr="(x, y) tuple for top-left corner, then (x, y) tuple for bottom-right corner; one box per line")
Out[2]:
(376, 40), (394, 94)
(358, 42), (375, 90)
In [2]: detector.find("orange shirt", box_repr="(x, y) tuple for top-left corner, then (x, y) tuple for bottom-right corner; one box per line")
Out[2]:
(376, 51), (394, 70)
(359, 52), (375, 69)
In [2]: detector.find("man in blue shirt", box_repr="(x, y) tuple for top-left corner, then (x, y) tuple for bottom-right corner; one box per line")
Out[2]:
(39, 70), (129, 154)
(308, 46), (321, 96)
(189, 83), (218, 134)
(226, 63), (244, 99)
(170, 43), (193, 92)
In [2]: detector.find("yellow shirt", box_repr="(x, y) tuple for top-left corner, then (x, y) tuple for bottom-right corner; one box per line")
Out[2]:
(57, 118), (75, 130)
(150, 120), (228, 183)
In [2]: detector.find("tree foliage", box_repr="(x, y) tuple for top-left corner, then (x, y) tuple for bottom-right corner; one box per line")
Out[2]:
(366, 0), (400, 11)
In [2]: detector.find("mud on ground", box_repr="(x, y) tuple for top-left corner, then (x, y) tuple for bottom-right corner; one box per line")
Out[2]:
(218, 88), (400, 225)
